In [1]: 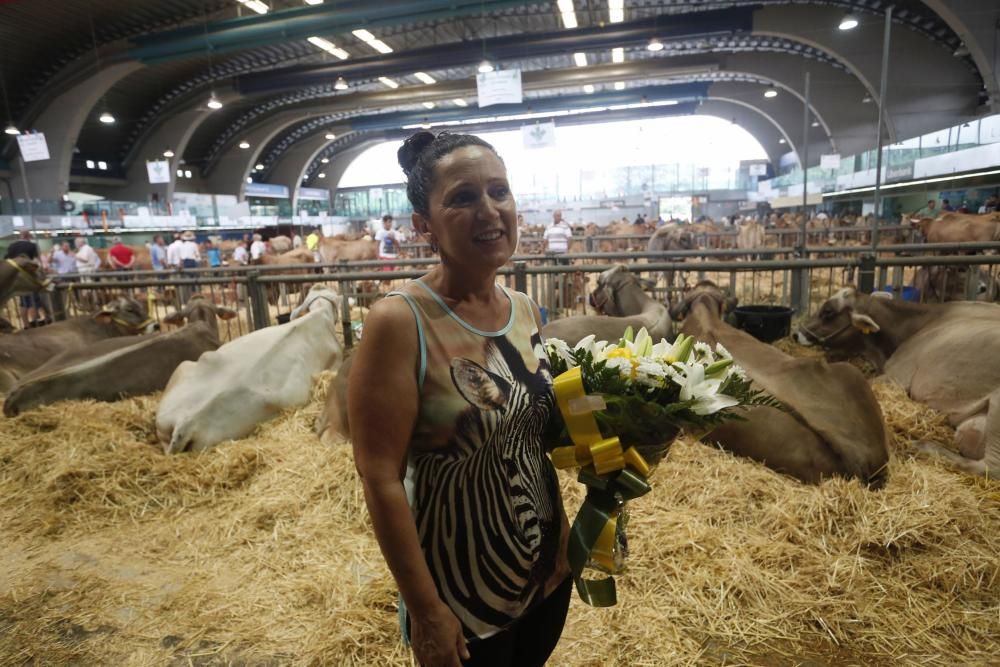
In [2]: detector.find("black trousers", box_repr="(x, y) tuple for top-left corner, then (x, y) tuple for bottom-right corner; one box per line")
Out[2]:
(462, 577), (573, 667)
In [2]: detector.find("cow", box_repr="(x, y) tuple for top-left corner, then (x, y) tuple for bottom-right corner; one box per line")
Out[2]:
(670, 282), (889, 486)
(735, 221), (767, 258)
(3, 321), (219, 417)
(318, 238), (377, 264)
(156, 284), (344, 454)
(268, 235), (293, 254)
(539, 265), (672, 346)
(646, 224), (696, 290)
(0, 297), (157, 394)
(795, 286), (1000, 477)
(161, 293), (238, 339)
(910, 212), (1000, 244)
(912, 265), (1000, 303)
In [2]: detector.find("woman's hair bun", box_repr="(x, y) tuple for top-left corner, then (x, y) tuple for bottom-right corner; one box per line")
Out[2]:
(398, 131), (436, 176)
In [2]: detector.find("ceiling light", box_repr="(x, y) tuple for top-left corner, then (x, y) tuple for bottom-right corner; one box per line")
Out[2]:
(237, 0), (269, 14)
(99, 110), (115, 124)
(163, 149), (175, 158)
(207, 93), (223, 110)
(307, 36), (350, 60)
(778, 138), (786, 144)
(304, 0), (323, 4)
(177, 169), (184, 177)
(583, 84), (595, 94)
(239, 140), (250, 149)
(478, 60), (494, 73)
(414, 72), (436, 85)
(246, 177), (253, 184)
(862, 94), (873, 103)
(558, 0), (578, 29)
(953, 43), (969, 57)
(614, 81), (625, 91)
(453, 98), (468, 107)
(764, 87), (778, 98)
(422, 101), (436, 109)
(378, 76), (399, 89)
(98, 161), (108, 170)
(184, 169), (192, 178)
(318, 172), (326, 178)
(647, 38), (664, 52)
(573, 52), (588, 68)
(608, 0), (624, 23)
(325, 132), (336, 140)
(255, 163), (264, 170)
(4, 123), (19, 135)
(321, 157), (329, 163)
(334, 76), (348, 90)
(352, 29), (393, 54)
(611, 47), (624, 63)
(86, 160), (95, 169)
(811, 120), (820, 128)
(838, 14), (859, 31)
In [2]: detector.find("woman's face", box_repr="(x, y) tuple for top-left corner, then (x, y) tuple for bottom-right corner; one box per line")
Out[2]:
(416, 145), (517, 272)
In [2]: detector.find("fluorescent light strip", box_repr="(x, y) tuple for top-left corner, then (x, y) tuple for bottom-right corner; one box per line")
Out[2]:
(401, 99), (681, 129)
(453, 98), (468, 107)
(414, 72), (437, 84)
(822, 168), (1000, 198)
(307, 36), (349, 60)
(573, 52), (587, 67)
(379, 76), (400, 89)
(352, 28), (393, 54)
(608, 0), (624, 23)
(614, 81), (625, 90)
(236, 0), (269, 14)
(557, 0), (577, 29)
(611, 47), (624, 63)
(583, 84), (595, 93)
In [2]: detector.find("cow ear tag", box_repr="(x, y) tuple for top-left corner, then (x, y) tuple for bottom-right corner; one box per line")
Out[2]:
(850, 312), (880, 335)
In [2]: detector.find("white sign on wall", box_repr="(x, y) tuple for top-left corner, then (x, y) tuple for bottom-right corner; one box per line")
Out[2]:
(820, 154), (841, 170)
(748, 163), (767, 176)
(146, 160), (171, 184)
(521, 121), (555, 149)
(476, 69), (523, 108)
(16, 133), (50, 162)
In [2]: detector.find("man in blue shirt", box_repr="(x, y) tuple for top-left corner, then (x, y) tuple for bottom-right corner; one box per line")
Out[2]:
(150, 235), (167, 271)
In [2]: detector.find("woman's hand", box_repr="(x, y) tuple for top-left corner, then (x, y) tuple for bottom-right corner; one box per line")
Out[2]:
(410, 603), (470, 667)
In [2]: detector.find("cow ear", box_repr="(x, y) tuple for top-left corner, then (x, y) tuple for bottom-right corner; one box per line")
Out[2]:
(214, 306), (238, 320)
(850, 312), (880, 335)
(450, 358), (510, 411)
(162, 310), (186, 325)
(94, 311), (113, 323)
(724, 293), (739, 313)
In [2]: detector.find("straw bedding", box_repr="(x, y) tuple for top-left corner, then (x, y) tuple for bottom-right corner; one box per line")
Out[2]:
(1, 348), (998, 666)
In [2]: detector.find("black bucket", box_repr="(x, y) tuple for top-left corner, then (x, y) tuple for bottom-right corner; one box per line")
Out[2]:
(731, 305), (793, 343)
(276, 312), (292, 325)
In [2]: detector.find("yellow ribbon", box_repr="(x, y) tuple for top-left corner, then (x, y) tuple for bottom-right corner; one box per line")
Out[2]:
(5, 258), (52, 291)
(550, 365), (651, 578)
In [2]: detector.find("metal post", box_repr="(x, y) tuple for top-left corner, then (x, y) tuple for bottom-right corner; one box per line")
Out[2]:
(50, 285), (67, 321)
(16, 156), (35, 232)
(340, 278), (355, 348)
(871, 6), (893, 251)
(800, 70), (810, 254)
(514, 261), (527, 293)
(246, 271), (270, 330)
(858, 254), (876, 294)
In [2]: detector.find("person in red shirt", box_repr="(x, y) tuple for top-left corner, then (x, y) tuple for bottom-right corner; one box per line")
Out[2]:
(108, 236), (135, 271)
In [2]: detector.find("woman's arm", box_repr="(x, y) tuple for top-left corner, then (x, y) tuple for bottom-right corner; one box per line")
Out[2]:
(349, 297), (469, 667)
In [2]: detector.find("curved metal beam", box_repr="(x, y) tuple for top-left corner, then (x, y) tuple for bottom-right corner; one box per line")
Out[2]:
(920, 0), (999, 113)
(697, 99), (786, 166)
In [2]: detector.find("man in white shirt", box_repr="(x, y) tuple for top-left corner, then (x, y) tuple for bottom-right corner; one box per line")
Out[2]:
(232, 241), (249, 265)
(179, 231), (201, 268)
(166, 233), (184, 269)
(73, 237), (101, 274)
(249, 234), (266, 263)
(543, 209), (572, 264)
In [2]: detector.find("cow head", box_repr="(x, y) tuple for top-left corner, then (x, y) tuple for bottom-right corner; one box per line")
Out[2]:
(669, 281), (737, 321)
(589, 265), (654, 315)
(794, 287), (882, 352)
(290, 284), (342, 321)
(163, 294), (237, 335)
(93, 297), (159, 334)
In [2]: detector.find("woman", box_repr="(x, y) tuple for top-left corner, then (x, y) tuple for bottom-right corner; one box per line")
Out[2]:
(349, 131), (571, 667)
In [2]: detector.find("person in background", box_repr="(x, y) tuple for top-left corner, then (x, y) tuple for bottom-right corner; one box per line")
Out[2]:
(249, 233), (266, 263)
(166, 232), (184, 269)
(233, 240), (249, 266)
(4, 230), (47, 326)
(292, 231), (303, 249)
(980, 194), (999, 213)
(150, 235), (167, 272)
(306, 227), (320, 251)
(74, 237), (101, 274)
(543, 208), (571, 264)
(108, 236), (135, 271)
(179, 230), (201, 268)
(914, 199), (938, 218)
(941, 199), (955, 212)
(205, 239), (222, 268)
(375, 214), (401, 270)
(51, 241), (78, 275)
(350, 131), (571, 667)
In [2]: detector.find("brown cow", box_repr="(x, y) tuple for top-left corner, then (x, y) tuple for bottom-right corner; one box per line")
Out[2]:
(539, 265), (672, 346)
(0, 297), (157, 393)
(646, 224), (696, 289)
(910, 212), (1000, 244)
(913, 265), (1000, 303)
(671, 281), (889, 486)
(318, 238), (377, 263)
(796, 287), (1000, 477)
(161, 293), (238, 339)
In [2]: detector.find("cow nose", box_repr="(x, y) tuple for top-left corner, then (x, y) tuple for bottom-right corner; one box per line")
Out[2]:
(794, 330), (813, 346)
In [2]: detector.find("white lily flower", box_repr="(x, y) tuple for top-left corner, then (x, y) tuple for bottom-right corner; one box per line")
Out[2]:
(674, 362), (740, 415)
(693, 341), (715, 363)
(545, 338), (575, 367)
(714, 343), (733, 360)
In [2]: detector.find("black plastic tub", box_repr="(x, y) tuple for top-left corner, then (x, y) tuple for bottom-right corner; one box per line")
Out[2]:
(731, 305), (794, 343)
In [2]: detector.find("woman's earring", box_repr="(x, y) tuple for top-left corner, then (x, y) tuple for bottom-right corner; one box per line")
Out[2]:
(428, 237), (439, 253)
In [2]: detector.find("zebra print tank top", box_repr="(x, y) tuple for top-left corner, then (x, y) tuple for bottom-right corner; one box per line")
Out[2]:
(390, 279), (562, 640)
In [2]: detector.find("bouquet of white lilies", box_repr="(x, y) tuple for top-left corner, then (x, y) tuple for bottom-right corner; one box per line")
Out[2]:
(540, 327), (780, 607)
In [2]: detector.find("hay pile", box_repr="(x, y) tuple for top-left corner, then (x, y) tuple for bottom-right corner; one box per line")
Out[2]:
(1, 370), (998, 665)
